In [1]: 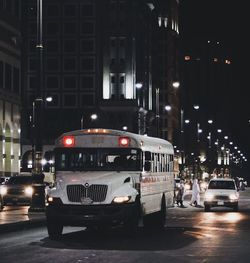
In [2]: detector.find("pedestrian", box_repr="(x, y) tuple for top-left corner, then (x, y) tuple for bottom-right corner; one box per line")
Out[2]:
(190, 178), (201, 207)
(176, 180), (185, 207)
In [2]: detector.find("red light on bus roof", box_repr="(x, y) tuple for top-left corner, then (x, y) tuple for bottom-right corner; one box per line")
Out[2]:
(63, 136), (75, 147)
(119, 136), (130, 147)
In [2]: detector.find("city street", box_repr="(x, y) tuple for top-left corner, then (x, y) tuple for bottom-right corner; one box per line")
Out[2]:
(0, 189), (250, 263)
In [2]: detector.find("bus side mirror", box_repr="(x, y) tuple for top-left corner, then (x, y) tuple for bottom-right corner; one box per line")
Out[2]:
(145, 151), (151, 161)
(144, 161), (151, 172)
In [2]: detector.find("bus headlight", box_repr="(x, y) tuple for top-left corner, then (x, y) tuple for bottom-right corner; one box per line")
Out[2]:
(0, 186), (7, 196)
(112, 196), (131, 203)
(24, 186), (33, 196)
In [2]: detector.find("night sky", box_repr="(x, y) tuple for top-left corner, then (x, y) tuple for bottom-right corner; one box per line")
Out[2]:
(179, 1), (250, 172)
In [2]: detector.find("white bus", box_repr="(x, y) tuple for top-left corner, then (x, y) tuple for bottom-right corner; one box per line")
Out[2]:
(46, 128), (175, 239)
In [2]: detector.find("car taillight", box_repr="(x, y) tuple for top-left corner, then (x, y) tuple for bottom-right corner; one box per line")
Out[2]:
(118, 136), (130, 147)
(63, 136), (75, 147)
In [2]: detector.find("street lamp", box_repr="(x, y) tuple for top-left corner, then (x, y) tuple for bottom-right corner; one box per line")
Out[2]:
(164, 105), (171, 111)
(29, 96), (52, 212)
(31, 96), (53, 172)
(172, 80), (180, 89)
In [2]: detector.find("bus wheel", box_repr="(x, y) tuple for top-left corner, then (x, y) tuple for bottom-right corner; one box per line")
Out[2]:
(143, 196), (166, 230)
(47, 219), (63, 240)
(204, 205), (210, 212)
(155, 196), (166, 229)
(233, 204), (238, 212)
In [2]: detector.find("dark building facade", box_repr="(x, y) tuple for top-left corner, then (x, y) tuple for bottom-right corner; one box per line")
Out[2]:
(21, 0), (180, 172)
(179, 37), (234, 178)
(0, 0), (21, 176)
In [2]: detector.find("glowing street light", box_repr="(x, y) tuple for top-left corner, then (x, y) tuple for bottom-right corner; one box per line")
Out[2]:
(165, 105), (171, 111)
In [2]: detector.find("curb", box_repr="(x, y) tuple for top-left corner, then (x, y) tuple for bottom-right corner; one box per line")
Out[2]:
(0, 217), (47, 234)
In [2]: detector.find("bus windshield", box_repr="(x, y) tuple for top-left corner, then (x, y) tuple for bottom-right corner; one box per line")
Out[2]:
(55, 148), (142, 171)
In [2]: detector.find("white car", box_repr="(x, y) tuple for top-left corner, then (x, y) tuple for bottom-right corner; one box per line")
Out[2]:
(204, 178), (239, 212)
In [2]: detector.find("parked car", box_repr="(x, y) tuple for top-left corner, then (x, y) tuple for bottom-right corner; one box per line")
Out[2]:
(204, 178), (239, 212)
(0, 175), (34, 205)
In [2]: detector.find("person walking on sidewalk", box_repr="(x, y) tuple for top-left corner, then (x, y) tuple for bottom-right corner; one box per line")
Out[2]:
(190, 178), (201, 207)
(176, 180), (185, 208)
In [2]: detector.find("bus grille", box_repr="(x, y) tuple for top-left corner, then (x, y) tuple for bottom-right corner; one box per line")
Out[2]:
(67, 184), (108, 203)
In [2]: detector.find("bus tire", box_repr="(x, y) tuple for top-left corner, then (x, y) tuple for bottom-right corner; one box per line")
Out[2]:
(233, 203), (238, 212)
(155, 196), (166, 229)
(204, 205), (210, 212)
(143, 196), (166, 230)
(47, 219), (63, 240)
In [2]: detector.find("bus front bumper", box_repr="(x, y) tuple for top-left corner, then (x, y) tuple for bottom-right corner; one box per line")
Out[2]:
(46, 202), (137, 227)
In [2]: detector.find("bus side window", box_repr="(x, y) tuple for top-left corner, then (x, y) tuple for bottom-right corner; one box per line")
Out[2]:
(144, 151), (151, 172)
(166, 154), (169, 172)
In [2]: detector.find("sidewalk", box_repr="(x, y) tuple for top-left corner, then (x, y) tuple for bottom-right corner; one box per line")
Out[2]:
(0, 206), (46, 233)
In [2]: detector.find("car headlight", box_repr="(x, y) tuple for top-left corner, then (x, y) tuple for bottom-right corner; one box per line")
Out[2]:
(229, 193), (238, 200)
(0, 186), (7, 196)
(112, 196), (131, 203)
(205, 192), (214, 201)
(24, 186), (33, 196)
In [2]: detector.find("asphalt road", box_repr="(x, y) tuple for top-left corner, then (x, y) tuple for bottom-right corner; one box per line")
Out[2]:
(0, 189), (250, 263)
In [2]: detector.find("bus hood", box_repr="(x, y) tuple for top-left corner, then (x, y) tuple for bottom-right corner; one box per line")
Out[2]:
(54, 171), (138, 189)
(49, 171), (139, 204)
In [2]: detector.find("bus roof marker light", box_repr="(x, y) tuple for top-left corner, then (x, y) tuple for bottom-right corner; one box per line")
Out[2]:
(63, 136), (75, 147)
(119, 137), (130, 147)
